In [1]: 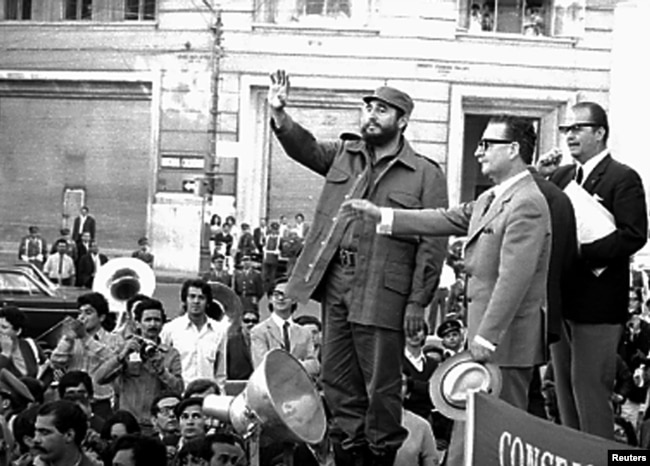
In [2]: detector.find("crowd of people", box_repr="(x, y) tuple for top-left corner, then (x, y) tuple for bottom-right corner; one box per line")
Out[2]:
(0, 279), (255, 466)
(5, 68), (649, 466)
(204, 212), (309, 305)
(18, 206), (155, 288)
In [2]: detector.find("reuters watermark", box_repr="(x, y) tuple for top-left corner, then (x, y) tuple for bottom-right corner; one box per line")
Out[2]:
(609, 450), (650, 465)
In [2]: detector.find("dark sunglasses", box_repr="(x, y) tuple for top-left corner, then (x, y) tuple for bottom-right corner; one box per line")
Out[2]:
(242, 318), (259, 324)
(216, 454), (242, 465)
(477, 139), (512, 151)
(558, 123), (598, 134)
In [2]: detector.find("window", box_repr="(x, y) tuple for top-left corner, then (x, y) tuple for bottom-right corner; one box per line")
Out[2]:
(254, 0), (369, 25)
(1, 0), (157, 21)
(4, 0), (32, 19)
(125, 0), (156, 20)
(65, 0), (92, 20)
(457, 0), (585, 37)
(0, 272), (43, 296)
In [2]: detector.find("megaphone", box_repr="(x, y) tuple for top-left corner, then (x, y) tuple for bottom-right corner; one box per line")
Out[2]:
(203, 348), (326, 444)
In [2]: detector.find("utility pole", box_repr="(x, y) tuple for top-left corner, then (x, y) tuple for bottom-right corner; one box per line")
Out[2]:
(199, 0), (223, 273)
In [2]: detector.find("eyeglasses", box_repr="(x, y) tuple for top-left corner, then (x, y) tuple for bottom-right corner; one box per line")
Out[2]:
(180, 412), (204, 421)
(558, 123), (598, 134)
(271, 290), (287, 299)
(157, 406), (178, 416)
(242, 318), (259, 325)
(477, 139), (512, 151)
(216, 454), (243, 465)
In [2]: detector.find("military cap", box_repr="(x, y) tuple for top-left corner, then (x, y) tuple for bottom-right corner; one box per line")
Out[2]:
(363, 86), (414, 117)
(436, 318), (463, 338)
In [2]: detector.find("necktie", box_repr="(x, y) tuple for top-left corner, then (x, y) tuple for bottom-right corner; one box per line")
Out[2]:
(575, 165), (584, 184)
(283, 321), (291, 353)
(58, 255), (63, 275)
(481, 191), (496, 217)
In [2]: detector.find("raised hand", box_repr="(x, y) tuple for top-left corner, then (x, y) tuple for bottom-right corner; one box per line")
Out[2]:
(536, 147), (562, 177)
(268, 69), (290, 110)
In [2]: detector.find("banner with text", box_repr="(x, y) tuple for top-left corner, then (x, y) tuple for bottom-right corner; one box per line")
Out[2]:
(466, 391), (643, 466)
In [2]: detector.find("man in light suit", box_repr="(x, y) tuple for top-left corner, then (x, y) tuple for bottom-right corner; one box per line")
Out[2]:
(250, 278), (319, 378)
(544, 102), (648, 440)
(345, 116), (551, 464)
(72, 206), (96, 243)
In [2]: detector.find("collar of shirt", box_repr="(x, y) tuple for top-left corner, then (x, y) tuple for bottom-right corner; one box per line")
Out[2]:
(491, 169), (529, 202)
(404, 347), (425, 371)
(180, 313), (216, 332)
(577, 148), (609, 183)
(270, 312), (293, 331)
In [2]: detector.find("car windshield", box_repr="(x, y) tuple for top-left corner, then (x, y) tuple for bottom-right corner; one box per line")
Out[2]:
(21, 264), (59, 292)
(0, 271), (48, 297)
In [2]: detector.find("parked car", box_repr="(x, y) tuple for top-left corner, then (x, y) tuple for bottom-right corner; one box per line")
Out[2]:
(0, 262), (84, 342)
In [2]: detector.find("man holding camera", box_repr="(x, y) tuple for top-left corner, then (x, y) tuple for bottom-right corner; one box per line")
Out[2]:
(96, 297), (183, 434)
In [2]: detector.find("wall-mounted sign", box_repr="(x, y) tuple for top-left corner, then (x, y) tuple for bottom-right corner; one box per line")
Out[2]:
(181, 158), (204, 169)
(161, 155), (204, 170)
(161, 156), (181, 168)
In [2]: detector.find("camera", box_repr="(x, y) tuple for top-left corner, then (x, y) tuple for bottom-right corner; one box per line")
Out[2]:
(143, 342), (158, 358)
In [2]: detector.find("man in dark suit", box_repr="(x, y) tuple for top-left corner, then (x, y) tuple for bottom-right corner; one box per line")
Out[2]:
(546, 102), (647, 440)
(253, 217), (267, 261)
(72, 206), (96, 243)
(345, 115), (552, 465)
(75, 231), (92, 272)
(76, 240), (108, 288)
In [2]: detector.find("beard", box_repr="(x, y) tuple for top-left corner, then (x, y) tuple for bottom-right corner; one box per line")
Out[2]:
(361, 120), (401, 147)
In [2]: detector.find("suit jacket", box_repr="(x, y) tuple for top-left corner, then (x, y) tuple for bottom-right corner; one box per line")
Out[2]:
(234, 269), (263, 298)
(227, 330), (254, 380)
(393, 172), (551, 367)
(550, 155), (648, 324)
(77, 252), (108, 288)
(72, 215), (96, 242)
(76, 240), (91, 262)
(253, 226), (266, 253)
(250, 317), (320, 376)
(0, 338), (44, 378)
(530, 168), (578, 345)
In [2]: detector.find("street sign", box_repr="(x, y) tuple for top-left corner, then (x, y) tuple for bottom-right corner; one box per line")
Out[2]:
(182, 179), (197, 193)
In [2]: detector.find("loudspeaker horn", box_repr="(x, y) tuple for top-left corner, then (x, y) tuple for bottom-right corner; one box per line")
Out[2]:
(203, 348), (326, 444)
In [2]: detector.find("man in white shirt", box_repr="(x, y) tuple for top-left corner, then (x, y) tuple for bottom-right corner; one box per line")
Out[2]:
(160, 279), (227, 392)
(43, 239), (76, 286)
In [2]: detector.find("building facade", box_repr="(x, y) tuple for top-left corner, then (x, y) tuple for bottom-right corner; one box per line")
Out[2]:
(0, 0), (621, 273)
